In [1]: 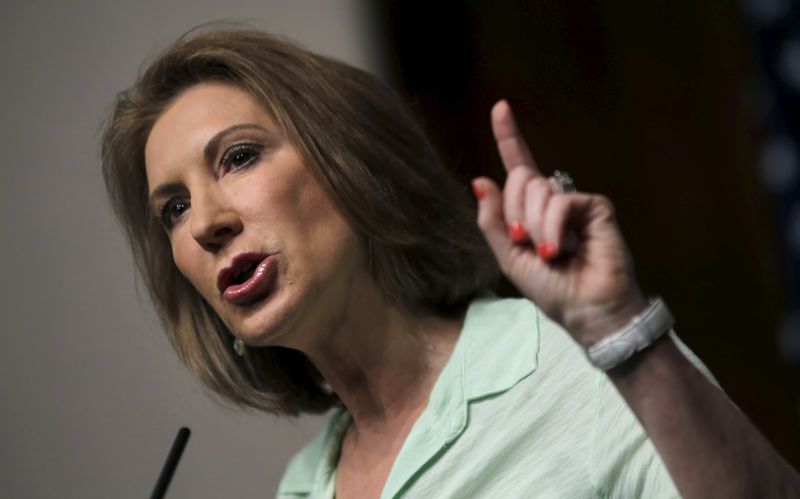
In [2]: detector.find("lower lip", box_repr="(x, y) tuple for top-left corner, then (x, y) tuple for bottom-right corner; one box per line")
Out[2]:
(222, 255), (278, 305)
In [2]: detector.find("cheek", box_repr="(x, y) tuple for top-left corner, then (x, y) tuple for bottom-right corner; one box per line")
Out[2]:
(170, 237), (209, 292)
(306, 212), (363, 278)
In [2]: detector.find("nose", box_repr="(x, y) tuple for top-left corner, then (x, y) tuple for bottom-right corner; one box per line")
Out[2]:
(190, 186), (243, 251)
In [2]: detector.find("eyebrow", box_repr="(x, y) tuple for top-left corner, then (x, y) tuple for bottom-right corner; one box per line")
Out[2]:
(148, 123), (272, 210)
(148, 182), (184, 214)
(202, 123), (270, 166)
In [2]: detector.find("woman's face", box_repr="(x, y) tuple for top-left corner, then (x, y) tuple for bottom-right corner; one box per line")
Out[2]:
(144, 82), (366, 348)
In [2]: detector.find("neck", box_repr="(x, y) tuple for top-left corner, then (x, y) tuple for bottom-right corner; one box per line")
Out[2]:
(301, 293), (464, 433)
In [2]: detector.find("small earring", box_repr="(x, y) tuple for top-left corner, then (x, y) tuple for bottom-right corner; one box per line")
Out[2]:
(233, 338), (245, 356)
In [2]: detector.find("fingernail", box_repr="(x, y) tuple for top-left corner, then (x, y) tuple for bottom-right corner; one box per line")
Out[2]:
(471, 180), (485, 200)
(537, 242), (557, 261)
(508, 222), (528, 243)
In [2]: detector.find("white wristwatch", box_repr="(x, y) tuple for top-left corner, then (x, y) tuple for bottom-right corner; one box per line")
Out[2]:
(585, 298), (674, 371)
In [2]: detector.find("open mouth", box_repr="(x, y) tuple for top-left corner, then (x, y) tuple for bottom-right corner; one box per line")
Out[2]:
(231, 261), (257, 285)
(217, 253), (277, 305)
(218, 253), (265, 293)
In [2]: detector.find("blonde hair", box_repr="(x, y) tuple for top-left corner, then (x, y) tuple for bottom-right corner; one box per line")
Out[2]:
(101, 28), (498, 415)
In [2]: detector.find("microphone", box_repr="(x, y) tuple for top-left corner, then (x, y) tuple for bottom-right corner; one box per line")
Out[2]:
(150, 427), (191, 499)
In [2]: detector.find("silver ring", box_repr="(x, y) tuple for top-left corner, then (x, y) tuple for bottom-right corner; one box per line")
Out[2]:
(548, 170), (576, 193)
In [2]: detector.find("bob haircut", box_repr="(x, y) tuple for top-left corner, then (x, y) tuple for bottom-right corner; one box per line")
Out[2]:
(101, 28), (499, 415)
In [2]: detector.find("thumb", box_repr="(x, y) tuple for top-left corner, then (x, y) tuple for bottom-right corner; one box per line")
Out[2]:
(472, 177), (514, 267)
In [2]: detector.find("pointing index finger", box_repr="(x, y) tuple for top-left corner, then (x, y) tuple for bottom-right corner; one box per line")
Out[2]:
(491, 100), (542, 176)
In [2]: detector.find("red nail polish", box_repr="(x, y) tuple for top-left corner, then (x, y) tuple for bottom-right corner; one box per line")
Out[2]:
(537, 242), (557, 261)
(509, 222), (528, 243)
(471, 181), (485, 200)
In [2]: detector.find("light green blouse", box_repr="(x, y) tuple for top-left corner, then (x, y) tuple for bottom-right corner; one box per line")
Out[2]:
(277, 296), (704, 498)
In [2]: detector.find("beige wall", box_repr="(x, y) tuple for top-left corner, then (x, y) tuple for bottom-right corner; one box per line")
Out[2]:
(0, 2), (379, 497)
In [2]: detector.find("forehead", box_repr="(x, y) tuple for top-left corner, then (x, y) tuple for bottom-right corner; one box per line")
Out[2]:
(144, 82), (275, 183)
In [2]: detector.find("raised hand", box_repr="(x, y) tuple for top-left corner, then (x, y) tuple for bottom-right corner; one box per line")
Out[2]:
(472, 100), (647, 346)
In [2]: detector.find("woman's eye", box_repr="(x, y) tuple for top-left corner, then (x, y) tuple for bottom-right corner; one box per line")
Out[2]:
(220, 143), (262, 172)
(160, 198), (190, 230)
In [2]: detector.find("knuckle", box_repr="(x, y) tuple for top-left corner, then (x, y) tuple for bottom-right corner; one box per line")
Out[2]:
(593, 194), (616, 216)
(506, 166), (529, 184)
(526, 176), (551, 193)
(549, 192), (569, 210)
(476, 213), (491, 231)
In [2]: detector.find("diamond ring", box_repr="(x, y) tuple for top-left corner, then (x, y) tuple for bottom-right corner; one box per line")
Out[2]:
(548, 170), (576, 193)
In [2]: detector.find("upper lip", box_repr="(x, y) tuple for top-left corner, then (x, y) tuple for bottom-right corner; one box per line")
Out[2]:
(217, 252), (270, 293)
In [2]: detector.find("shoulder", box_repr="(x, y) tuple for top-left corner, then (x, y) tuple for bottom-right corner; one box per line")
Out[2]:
(463, 294), (593, 386)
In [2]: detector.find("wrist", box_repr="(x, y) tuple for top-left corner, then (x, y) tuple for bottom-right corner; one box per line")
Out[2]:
(607, 332), (674, 379)
(567, 292), (649, 348)
(584, 297), (675, 371)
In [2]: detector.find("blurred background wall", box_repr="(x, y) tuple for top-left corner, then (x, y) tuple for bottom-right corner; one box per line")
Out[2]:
(2, 1), (799, 498)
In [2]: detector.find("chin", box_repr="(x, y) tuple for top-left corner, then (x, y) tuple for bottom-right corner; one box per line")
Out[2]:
(229, 284), (304, 348)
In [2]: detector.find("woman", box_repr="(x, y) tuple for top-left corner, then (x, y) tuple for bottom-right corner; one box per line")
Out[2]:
(102, 28), (800, 497)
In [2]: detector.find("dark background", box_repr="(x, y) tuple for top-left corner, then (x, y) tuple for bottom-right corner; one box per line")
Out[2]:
(374, 1), (800, 467)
